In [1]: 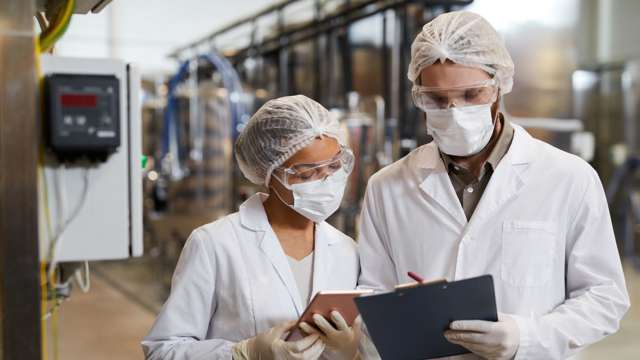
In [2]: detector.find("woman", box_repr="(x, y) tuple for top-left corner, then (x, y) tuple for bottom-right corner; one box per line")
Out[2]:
(142, 95), (362, 360)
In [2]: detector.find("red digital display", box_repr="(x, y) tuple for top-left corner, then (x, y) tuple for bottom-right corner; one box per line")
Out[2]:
(60, 93), (98, 107)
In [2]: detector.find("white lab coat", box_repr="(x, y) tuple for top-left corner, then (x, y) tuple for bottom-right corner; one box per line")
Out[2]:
(142, 193), (359, 360)
(357, 124), (630, 359)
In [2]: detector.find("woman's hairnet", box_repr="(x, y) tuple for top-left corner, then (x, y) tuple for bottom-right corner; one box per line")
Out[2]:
(407, 11), (515, 94)
(235, 95), (342, 186)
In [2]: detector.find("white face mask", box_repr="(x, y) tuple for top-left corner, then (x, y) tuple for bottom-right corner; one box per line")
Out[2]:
(273, 168), (348, 223)
(425, 103), (496, 156)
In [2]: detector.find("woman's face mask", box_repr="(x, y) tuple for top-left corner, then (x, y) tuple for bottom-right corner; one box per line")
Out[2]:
(275, 168), (349, 223)
(271, 146), (354, 223)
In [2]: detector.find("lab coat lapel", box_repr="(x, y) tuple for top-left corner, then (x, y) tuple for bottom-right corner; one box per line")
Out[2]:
(467, 125), (534, 229)
(311, 223), (330, 298)
(417, 146), (468, 227)
(240, 193), (304, 315)
(258, 231), (305, 315)
(468, 160), (524, 228)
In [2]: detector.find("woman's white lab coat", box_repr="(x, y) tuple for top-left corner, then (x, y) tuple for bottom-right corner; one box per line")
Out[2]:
(142, 193), (359, 359)
(357, 124), (630, 359)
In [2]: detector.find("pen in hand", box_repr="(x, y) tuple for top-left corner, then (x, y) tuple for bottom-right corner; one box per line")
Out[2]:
(408, 271), (424, 283)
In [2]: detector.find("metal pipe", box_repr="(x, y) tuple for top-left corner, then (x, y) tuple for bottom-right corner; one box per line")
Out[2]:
(169, 0), (472, 59)
(313, 0), (322, 101)
(170, 0), (302, 57)
(229, 0), (470, 63)
(339, 29), (353, 97)
(277, 8), (290, 96)
(188, 58), (204, 163)
(382, 10), (390, 119)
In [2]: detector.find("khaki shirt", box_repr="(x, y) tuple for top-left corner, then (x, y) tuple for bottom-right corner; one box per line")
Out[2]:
(440, 115), (514, 220)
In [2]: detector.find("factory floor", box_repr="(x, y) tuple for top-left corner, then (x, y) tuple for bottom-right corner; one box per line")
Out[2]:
(52, 262), (640, 359)
(52, 272), (155, 360)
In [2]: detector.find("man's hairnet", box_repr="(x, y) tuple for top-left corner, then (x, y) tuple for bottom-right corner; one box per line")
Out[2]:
(407, 11), (515, 94)
(235, 95), (341, 186)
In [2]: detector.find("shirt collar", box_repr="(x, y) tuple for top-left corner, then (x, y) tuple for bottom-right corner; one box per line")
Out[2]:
(439, 113), (514, 179)
(485, 114), (513, 170)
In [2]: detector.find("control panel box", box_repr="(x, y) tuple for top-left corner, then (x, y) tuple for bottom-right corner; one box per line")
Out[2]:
(45, 73), (121, 160)
(39, 55), (143, 262)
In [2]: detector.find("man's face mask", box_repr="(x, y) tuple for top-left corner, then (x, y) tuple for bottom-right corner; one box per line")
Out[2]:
(412, 79), (499, 156)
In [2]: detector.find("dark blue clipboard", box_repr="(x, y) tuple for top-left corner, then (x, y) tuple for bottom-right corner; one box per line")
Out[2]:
(354, 275), (498, 360)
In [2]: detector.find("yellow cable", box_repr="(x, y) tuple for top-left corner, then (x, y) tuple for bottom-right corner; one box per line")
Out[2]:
(36, 5), (76, 357)
(39, 0), (75, 53)
(35, 30), (54, 360)
(35, 38), (53, 239)
(51, 268), (59, 360)
(40, 262), (48, 360)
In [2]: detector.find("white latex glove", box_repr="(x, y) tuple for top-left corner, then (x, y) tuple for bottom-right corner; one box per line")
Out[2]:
(444, 313), (520, 360)
(232, 320), (326, 360)
(299, 311), (362, 360)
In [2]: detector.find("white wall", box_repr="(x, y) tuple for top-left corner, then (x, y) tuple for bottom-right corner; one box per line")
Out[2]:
(54, 0), (276, 75)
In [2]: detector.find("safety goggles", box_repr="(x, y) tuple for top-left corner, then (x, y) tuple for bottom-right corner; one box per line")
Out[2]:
(412, 79), (499, 110)
(273, 146), (354, 188)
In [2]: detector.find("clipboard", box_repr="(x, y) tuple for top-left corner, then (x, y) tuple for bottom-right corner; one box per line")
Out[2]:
(354, 275), (498, 360)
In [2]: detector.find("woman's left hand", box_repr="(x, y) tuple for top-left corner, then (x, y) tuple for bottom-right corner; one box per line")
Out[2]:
(299, 311), (362, 360)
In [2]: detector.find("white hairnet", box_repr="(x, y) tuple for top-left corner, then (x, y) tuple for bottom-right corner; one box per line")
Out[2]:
(407, 11), (515, 94)
(235, 95), (341, 185)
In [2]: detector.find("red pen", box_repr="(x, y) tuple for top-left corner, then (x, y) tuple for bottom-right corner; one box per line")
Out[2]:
(408, 271), (424, 283)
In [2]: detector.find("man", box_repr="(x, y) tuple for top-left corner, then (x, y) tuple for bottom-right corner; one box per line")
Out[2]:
(357, 11), (630, 359)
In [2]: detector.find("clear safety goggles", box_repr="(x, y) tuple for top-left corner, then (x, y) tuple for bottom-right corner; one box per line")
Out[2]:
(273, 146), (354, 188)
(412, 79), (499, 110)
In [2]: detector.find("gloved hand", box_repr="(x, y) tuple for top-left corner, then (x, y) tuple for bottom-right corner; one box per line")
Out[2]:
(232, 320), (326, 360)
(444, 313), (520, 360)
(299, 311), (362, 360)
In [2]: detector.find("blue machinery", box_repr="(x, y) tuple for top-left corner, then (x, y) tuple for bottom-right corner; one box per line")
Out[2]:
(160, 50), (249, 181)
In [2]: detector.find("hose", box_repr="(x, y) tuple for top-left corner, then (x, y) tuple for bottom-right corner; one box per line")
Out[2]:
(161, 50), (249, 180)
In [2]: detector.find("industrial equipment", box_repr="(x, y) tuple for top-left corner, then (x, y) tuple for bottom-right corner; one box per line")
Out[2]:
(44, 73), (121, 161)
(165, 0), (473, 237)
(39, 55), (143, 264)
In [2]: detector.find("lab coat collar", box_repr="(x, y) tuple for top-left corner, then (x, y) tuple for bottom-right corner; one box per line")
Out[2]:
(239, 193), (302, 312)
(240, 192), (339, 313)
(238, 193), (272, 232)
(417, 152), (468, 226)
(315, 221), (341, 245)
(258, 225), (305, 314)
(258, 221), (337, 314)
(466, 125), (534, 229)
(415, 123), (535, 171)
(239, 192), (341, 245)
(415, 124), (537, 227)
(506, 124), (536, 166)
(311, 224), (330, 298)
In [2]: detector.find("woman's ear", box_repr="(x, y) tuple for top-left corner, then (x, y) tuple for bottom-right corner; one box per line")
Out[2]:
(268, 175), (294, 206)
